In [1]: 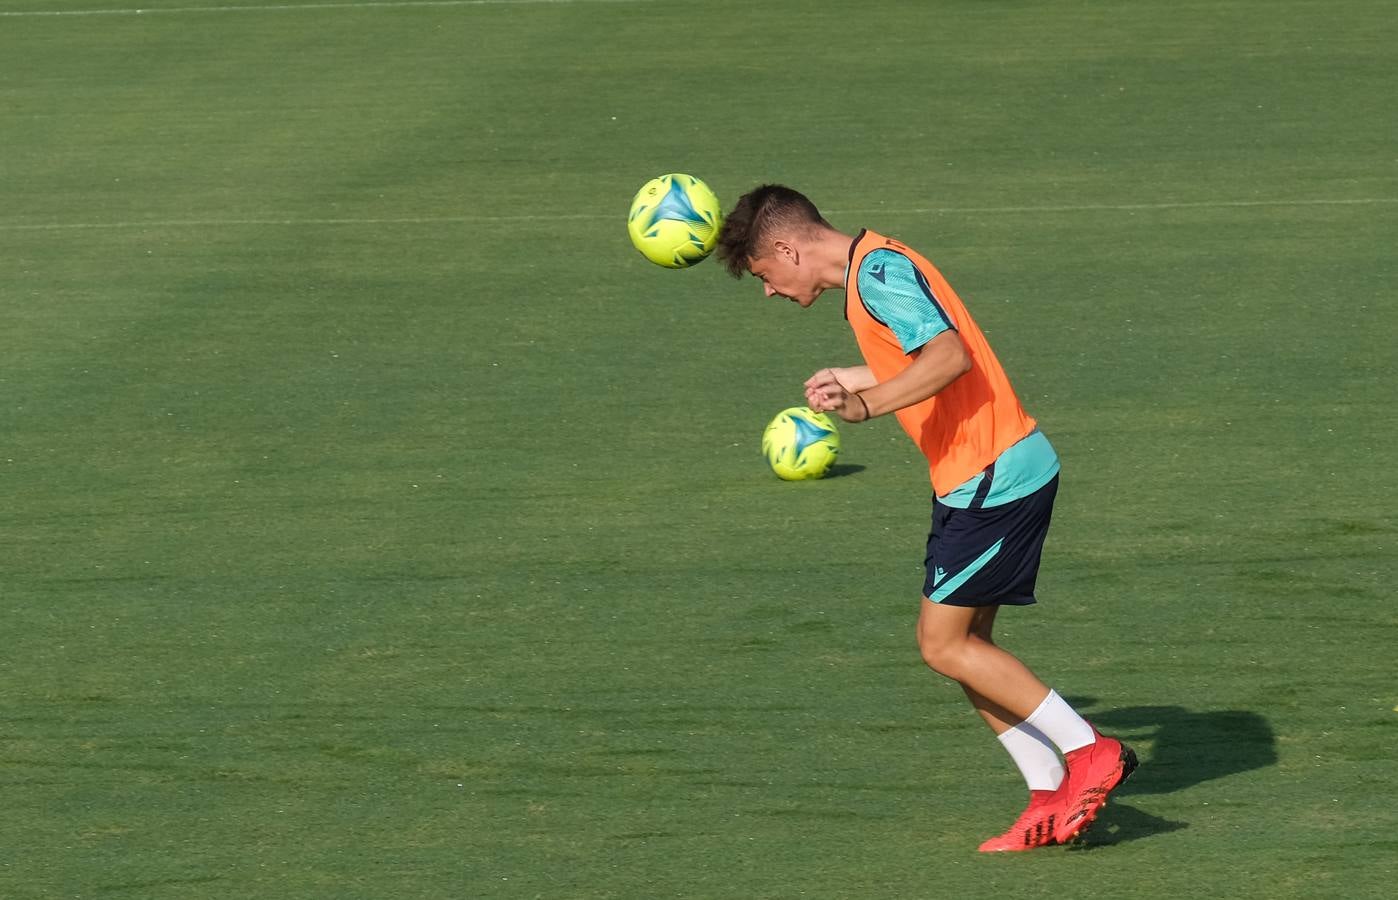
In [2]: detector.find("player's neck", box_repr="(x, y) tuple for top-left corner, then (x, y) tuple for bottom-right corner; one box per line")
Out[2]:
(810, 228), (856, 291)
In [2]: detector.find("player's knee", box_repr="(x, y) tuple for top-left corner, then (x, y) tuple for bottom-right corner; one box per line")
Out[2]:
(919, 644), (959, 678)
(916, 627), (966, 679)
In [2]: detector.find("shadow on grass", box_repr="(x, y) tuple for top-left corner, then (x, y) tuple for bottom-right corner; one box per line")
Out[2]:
(824, 464), (866, 478)
(1067, 801), (1189, 849)
(1058, 700), (1277, 848)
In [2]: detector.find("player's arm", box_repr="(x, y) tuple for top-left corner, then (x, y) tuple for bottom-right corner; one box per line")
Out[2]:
(853, 331), (969, 419)
(808, 248), (971, 422)
(804, 365), (876, 398)
(808, 332), (969, 422)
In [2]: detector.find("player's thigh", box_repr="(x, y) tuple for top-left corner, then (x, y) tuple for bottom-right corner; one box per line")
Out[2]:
(969, 604), (1000, 642)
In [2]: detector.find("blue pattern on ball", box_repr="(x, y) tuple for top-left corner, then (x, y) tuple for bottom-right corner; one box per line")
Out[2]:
(791, 415), (833, 453)
(647, 177), (708, 229)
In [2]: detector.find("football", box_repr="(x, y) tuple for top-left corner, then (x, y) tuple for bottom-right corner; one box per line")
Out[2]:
(762, 406), (841, 481)
(626, 173), (723, 268)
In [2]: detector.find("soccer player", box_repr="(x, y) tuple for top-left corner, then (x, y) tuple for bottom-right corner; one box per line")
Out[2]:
(715, 185), (1137, 851)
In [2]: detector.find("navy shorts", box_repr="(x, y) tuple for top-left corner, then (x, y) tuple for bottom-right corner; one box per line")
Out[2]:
(923, 476), (1058, 607)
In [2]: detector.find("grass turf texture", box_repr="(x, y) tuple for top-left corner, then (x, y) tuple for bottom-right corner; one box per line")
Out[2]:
(2, 0), (1396, 896)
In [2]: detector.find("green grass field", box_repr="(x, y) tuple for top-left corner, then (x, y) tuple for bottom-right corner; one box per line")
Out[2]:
(3, 0), (1396, 896)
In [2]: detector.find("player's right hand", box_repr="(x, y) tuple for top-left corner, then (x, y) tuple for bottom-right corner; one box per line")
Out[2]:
(804, 368), (846, 412)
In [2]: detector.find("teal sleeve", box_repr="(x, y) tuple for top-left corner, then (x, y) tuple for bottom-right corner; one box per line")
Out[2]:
(855, 249), (954, 354)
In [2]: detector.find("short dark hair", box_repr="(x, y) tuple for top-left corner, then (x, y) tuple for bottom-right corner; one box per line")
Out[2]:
(715, 184), (832, 278)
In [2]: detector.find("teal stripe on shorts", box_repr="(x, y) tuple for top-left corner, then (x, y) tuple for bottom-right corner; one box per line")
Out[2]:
(929, 538), (1005, 602)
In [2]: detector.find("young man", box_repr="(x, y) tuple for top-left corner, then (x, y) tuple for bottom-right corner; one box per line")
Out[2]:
(715, 185), (1136, 851)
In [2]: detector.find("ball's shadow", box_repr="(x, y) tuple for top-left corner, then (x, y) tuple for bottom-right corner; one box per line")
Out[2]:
(824, 464), (866, 478)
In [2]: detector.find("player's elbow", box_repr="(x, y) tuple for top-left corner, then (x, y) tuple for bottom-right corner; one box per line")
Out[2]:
(953, 345), (972, 377)
(946, 337), (972, 380)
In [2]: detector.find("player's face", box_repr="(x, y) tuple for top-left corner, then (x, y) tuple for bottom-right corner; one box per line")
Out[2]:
(749, 251), (820, 307)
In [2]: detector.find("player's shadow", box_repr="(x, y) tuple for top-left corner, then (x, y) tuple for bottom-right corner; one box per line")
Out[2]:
(1057, 699), (1277, 848)
(824, 464), (866, 478)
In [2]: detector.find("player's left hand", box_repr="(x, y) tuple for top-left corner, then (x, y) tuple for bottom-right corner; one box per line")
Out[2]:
(804, 377), (846, 413)
(810, 368), (838, 408)
(806, 367), (872, 422)
(804, 367), (850, 411)
(807, 382), (870, 423)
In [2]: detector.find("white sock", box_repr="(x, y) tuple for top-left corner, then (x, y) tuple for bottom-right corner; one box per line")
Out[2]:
(1023, 690), (1096, 754)
(997, 722), (1065, 792)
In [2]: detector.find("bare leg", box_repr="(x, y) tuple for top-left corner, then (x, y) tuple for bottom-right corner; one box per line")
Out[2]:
(957, 606), (1025, 736)
(917, 598), (1050, 723)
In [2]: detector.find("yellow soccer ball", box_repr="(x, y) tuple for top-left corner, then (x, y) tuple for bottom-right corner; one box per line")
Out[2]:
(762, 407), (841, 481)
(626, 173), (723, 268)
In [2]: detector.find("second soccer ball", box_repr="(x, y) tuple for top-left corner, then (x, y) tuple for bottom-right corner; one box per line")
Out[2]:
(762, 407), (841, 481)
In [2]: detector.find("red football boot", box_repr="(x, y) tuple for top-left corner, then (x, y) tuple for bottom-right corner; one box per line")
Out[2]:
(978, 789), (1064, 852)
(1053, 729), (1138, 844)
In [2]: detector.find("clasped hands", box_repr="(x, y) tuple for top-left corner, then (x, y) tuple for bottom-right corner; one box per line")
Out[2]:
(804, 367), (874, 423)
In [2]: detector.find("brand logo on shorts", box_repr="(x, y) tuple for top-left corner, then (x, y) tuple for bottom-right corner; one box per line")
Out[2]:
(933, 566), (948, 585)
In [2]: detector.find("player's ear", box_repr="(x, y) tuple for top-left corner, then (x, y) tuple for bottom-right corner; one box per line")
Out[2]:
(772, 239), (798, 265)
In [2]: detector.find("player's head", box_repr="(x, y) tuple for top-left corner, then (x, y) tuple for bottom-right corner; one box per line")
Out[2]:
(716, 184), (836, 306)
